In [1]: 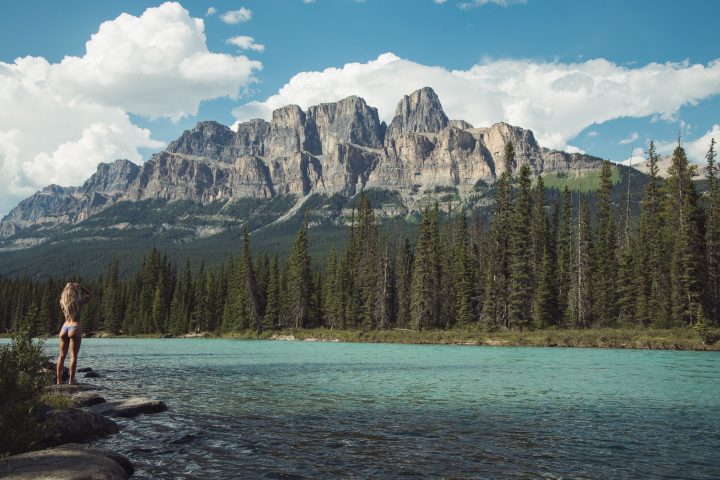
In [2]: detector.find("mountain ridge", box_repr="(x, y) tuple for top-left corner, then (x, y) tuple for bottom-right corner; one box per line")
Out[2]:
(0, 86), (607, 244)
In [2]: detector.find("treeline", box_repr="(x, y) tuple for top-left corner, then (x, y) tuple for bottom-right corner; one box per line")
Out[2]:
(1, 140), (719, 335)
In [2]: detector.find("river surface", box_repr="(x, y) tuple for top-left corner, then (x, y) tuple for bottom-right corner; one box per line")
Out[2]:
(37, 339), (720, 478)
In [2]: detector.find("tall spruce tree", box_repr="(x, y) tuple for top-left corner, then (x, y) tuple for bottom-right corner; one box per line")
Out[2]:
(288, 218), (313, 329)
(666, 144), (703, 325)
(453, 208), (473, 326)
(593, 161), (618, 326)
(263, 255), (281, 330)
(704, 138), (720, 325)
(635, 142), (668, 325)
(411, 207), (437, 330)
(567, 195), (593, 327)
(482, 141), (515, 328)
(395, 238), (413, 328)
(556, 187), (574, 325)
(508, 164), (534, 329)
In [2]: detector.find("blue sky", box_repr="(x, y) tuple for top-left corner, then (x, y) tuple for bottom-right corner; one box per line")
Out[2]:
(1, 0), (719, 214)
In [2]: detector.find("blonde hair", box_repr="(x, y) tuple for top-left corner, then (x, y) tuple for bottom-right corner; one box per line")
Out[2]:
(60, 283), (83, 322)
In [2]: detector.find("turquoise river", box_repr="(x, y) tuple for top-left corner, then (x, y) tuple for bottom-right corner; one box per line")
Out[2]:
(38, 339), (720, 478)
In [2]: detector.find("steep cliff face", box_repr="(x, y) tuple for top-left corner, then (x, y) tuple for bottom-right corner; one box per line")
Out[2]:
(0, 87), (606, 240)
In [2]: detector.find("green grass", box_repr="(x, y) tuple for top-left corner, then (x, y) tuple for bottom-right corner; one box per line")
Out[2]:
(542, 166), (621, 192)
(40, 393), (75, 410)
(217, 326), (720, 351)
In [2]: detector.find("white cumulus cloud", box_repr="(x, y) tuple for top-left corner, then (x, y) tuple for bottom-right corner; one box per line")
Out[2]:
(226, 35), (265, 53)
(206, 7), (216, 16)
(220, 7), (252, 24)
(232, 52), (720, 159)
(0, 2), (261, 215)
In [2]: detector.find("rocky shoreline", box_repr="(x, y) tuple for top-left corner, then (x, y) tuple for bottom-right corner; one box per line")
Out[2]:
(0, 364), (167, 479)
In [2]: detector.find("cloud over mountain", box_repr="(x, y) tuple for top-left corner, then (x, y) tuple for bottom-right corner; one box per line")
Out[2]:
(233, 52), (720, 157)
(0, 2), (261, 214)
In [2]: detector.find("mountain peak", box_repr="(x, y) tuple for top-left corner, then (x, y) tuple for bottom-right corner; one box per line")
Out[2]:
(386, 86), (448, 137)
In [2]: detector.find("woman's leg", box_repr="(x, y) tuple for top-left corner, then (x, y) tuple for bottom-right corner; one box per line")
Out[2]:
(68, 332), (82, 384)
(57, 333), (69, 384)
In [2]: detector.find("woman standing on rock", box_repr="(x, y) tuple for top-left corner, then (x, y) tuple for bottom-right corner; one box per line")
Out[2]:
(57, 282), (91, 384)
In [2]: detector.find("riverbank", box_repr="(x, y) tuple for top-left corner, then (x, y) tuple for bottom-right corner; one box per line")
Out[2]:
(1, 363), (167, 479)
(222, 327), (720, 351)
(3, 327), (717, 350)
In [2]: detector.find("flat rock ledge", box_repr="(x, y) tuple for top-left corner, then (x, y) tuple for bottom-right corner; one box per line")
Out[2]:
(0, 444), (133, 480)
(89, 397), (167, 418)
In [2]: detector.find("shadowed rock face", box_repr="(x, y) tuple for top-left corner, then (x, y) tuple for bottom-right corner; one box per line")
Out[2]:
(0, 86), (605, 239)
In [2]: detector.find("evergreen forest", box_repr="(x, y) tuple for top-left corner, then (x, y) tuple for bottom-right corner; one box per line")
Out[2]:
(2, 140), (719, 335)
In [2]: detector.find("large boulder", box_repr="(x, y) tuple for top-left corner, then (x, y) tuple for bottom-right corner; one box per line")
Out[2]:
(0, 444), (133, 480)
(89, 397), (167, 418)
(44, 408), (119, 446)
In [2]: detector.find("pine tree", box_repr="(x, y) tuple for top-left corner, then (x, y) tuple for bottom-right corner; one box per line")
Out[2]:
(263, 255), (281, 330)
(556, 187), (574, 325)
(411, 207), (436, 330)
(666, 144), (703, 325)
(616, 171), (637, 325)
(531, 175), (548, 278)
(704, 138), (720, 325)
(375, 240), (395, 329)
(288, 218), (313, 329)
(635, 142), (668, 326)
(102, 257), (121, 334)
(395, 238), (413, 328)
(593, 161), (618, 327)
(483, 141), (515, 328)
(533, 248), (558, 328)
(453, 208), (473, 326)
(508, 164), (533, 329)
(241, 228), (263, 332)
(567, 195), (593, 327)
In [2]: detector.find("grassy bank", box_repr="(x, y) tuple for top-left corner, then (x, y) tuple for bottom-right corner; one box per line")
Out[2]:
(220, 327), (720, 351)
(6, 327), (717, 351)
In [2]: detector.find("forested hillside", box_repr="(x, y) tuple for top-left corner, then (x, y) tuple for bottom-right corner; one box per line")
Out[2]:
(2, 140), (718, 334)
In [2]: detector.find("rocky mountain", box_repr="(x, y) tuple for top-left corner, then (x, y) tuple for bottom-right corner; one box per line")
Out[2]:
(0, 87), (606, 249)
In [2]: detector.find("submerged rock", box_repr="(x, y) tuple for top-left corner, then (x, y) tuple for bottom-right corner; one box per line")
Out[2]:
(89, 397), (167, 418)
(0, 444), (133, 480)
(84, 371), (101, 378)
(77, 367), (93, 373)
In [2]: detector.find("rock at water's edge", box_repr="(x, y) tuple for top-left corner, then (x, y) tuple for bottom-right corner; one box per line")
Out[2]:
(71, 391), (106, 407)
(89, 397), (167, 418)
(0, 444), (133, 480)
(44, 408), (119, 446)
